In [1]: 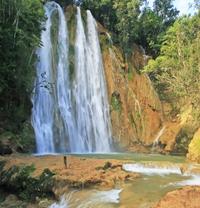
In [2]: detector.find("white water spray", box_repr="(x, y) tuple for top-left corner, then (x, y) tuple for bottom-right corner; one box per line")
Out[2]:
(32, 2), (112, 154)
(32, 2), (57, 153)
(152, 126), (166, 150)
(73, 8), (112, 152)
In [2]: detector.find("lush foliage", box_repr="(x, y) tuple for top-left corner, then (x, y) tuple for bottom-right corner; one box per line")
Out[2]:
(138, 0), (179, 56)
(144, 13), (200, 118)
(82, 0), (178, 55)
(0, 0), (44, 131)
(0, 161), (55, 201)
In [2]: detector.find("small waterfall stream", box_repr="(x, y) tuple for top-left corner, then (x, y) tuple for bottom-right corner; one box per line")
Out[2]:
(152, 126), (166, 151)
(32, 2), (112, 154)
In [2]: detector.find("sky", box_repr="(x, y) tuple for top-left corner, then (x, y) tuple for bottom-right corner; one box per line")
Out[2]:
(148, 0), (195, 15)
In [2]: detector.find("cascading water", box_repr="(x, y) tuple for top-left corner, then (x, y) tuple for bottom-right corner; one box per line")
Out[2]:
(152, 126), (166, 151)
(31, 2), (57, 154)
(55, 2), (77, 153)
(73, 8), (112, 152)
(32, 2), (112, 154)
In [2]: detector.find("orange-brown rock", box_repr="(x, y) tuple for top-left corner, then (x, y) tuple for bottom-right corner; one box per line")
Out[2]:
(103, 44), (164, 150)
(158, 105), (194, 153)
(159, 121), (182, 152)
(0, 155), (140, 196)
(153, 186), (200, 208)
(187, 128), (200, 163)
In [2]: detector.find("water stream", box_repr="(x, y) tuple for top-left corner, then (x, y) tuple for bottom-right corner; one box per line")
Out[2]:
(152, 126), (166, 150)
(49, 153), (200, 208)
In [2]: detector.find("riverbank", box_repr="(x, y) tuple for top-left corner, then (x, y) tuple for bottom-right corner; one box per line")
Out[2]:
(154, 186), (200, 208)
(0, 154), (140, 196)
(1, 154), (200, 208)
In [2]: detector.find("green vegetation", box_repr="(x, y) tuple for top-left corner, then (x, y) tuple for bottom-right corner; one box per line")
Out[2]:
(0, 122), (35, 154)
(103, 161), (112, 170)
(144, 12), (200, 120)
(0, 161), (55, 202)
(111, 91), (122, 112)
(82, 0), (178, 56)
(0, 0), (44, 133)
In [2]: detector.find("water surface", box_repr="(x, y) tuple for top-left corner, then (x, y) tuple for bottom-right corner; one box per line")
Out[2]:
(50, 153), (200, 208)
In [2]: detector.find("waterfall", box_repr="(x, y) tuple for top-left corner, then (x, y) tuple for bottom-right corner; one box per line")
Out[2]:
(31, 2), (57, 153)
(55, 2), (77, 153)
(152, 126), (166, 150)
(32, 2), (112, 154)
(73, 8), (112, 152)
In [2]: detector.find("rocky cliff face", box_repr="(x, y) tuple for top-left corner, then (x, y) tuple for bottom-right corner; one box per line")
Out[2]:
(98, 23), (197, 155)
(100, 36), (165, 151)
(70, 7), (200, 158)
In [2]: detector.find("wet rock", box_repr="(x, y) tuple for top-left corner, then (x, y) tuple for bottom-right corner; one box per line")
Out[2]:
(38, 198), (54, 208)
(154, 186), (200, 208)
(103, 45), (164, 151)
(0, 140), (12, 155)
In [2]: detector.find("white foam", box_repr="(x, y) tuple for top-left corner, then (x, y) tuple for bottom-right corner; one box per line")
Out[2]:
(123, 163), (181, 175)
(91, 189), (122, 204)
(49, 189), (121, 208)
(49, 196), (68, 208)
(177, 175), (200, 186)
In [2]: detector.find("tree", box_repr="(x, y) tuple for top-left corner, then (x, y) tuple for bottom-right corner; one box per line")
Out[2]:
(144, 13), (200, 118)
(136, 0), (179, 57)
(82, 0), (117, 34)
(0, 0), (45, 130)
(153, 0), (179, 26)
(138, 7), (163, 56)
(194, 0), (200, 10)
(113, 0), (142, 52)
(82, 0), (143, 53)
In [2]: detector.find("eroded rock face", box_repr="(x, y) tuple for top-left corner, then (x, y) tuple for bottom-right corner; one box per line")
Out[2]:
(101, 37), (196, 153)
(102, 44), (164, 151)
(187, 128), (200, 163)
(154, 186), (200, 208)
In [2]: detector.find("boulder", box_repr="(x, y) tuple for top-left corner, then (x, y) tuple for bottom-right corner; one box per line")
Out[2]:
(187, 128), (200, 163)
(154, 186), (200, 208)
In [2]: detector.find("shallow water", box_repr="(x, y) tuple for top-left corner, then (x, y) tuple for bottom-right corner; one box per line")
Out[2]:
(49, 153), (200, 208)
(119, 174), (190, 208)
(71, 152), (185, 163)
